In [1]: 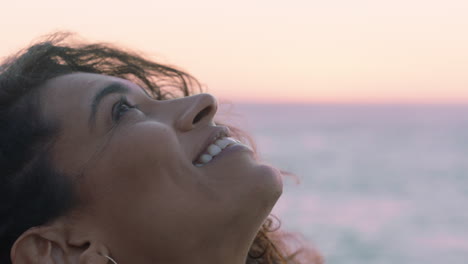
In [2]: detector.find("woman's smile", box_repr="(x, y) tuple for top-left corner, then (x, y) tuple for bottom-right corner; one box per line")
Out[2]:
(192, 126), (254, 167)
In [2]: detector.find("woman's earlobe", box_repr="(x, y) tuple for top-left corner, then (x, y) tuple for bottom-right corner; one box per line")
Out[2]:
(78, 245), (115, 264)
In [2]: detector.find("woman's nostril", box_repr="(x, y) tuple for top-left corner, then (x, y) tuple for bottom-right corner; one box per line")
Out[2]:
(193, 106), (212, 124)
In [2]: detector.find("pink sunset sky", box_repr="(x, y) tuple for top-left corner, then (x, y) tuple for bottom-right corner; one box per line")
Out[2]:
(1, 0), (467, 103)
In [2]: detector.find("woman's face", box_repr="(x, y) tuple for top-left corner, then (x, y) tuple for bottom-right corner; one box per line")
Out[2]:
(39, 72), (283, 262)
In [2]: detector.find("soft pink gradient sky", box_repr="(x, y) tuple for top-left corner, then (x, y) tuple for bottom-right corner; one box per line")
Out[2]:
(1, 0), (467, 103)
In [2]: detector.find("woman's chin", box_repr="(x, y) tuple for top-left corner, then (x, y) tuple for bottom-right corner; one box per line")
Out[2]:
(235, 159), (284, 212)
(256, 162), (283, 197)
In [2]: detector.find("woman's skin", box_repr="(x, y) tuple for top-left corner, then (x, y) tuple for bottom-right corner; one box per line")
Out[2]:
(11, 73), (283, 264)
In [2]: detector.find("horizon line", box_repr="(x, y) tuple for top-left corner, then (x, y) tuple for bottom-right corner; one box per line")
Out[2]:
(217, 99), (468, 105)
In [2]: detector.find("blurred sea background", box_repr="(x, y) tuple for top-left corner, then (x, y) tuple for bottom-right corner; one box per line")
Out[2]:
(219, 102), (468, 264)
(1, 1), (467, 263)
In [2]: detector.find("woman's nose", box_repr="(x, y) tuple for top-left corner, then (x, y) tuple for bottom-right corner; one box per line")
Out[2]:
(176, 93), (218, 131)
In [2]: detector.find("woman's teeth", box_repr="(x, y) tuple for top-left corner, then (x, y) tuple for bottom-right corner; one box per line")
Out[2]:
(194, 137), (240, 167)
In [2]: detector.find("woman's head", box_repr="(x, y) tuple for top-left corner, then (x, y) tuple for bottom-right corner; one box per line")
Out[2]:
(0, 33), (285, 263)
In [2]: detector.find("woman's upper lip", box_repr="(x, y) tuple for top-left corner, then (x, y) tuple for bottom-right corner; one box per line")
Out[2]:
(192, 126), (230, 163)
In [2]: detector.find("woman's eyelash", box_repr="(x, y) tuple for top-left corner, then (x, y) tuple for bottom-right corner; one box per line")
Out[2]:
(112, 96), (138, 122)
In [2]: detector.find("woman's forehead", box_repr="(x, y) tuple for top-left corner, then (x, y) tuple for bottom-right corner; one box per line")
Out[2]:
(39, 73), (132, 117)
(43, 72), (124, 96)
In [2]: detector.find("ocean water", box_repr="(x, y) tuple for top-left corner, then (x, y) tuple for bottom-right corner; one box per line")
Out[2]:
(218, 103), (468, 264)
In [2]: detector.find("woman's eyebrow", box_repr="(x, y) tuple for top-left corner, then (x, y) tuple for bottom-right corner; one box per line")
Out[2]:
(88, 82), (129, 131)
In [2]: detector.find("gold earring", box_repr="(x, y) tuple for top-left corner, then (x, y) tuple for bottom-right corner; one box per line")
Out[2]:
(102, 254), (118, 264)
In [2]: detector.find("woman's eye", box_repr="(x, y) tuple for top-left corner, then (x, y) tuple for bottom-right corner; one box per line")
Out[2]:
(112, 96), (137, 122)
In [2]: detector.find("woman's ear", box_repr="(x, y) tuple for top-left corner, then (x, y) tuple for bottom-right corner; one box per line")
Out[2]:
(10, 221), (110, 264)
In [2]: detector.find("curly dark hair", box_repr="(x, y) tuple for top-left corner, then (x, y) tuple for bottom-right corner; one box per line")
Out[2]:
(0, 32), (323, 264)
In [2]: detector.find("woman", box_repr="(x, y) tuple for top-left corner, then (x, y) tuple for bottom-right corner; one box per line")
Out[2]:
(0, 32), (323, 264)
